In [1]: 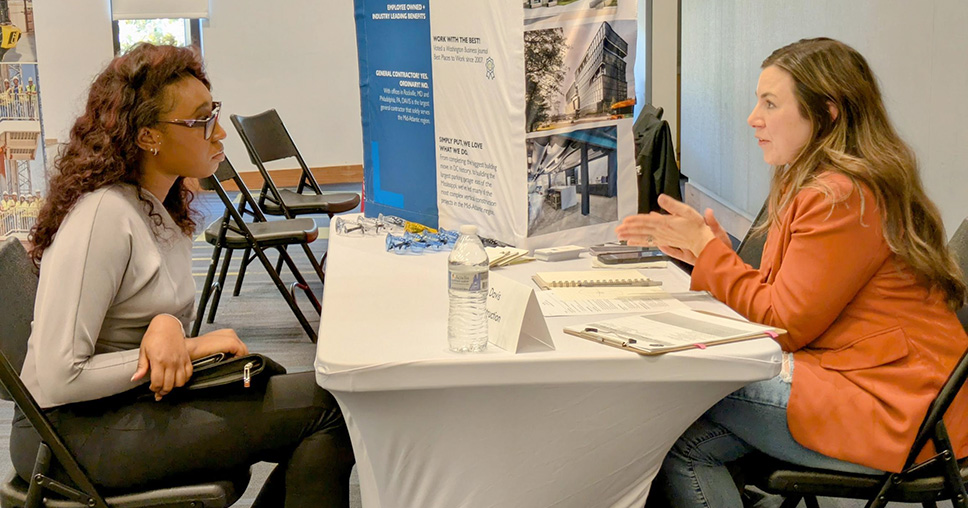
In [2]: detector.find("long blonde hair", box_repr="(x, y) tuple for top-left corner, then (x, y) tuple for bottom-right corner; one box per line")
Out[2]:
(758, 38), (965, 309)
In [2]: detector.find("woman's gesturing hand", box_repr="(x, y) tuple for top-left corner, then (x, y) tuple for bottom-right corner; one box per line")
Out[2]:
(615, 194), (727, 264)
(131, 314), (193, 401)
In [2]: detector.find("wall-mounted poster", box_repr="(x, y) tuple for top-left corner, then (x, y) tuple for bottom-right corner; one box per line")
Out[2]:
(0, 0), (48, 239)
(354, 0), (637, 248)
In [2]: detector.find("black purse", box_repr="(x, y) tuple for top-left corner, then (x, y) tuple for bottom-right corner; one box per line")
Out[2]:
(138, 353), (287, 397)
(185, 353), (287, 390)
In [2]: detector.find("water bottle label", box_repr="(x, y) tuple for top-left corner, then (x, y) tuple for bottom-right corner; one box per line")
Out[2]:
(449, 270), (488, 291)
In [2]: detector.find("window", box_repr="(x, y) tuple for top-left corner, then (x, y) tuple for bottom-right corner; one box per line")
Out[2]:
(112, 18), (202, 55)
(109, 0), (209, 55)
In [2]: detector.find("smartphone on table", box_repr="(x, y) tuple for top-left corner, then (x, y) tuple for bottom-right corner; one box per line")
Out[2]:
(588, 243), (646, 256)
(597, 249), (667, 264)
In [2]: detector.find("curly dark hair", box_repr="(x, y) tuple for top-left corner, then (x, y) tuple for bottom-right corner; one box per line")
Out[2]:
(29, 43), (209, 265)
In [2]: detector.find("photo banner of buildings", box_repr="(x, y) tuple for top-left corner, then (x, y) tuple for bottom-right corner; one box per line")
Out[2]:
(354, 0), (637, 248)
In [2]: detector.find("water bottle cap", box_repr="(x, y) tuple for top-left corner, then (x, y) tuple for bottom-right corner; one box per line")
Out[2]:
(459, 225), (478, 235)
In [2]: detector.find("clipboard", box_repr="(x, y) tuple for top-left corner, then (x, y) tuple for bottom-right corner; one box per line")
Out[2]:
(562, 309), (786, 355)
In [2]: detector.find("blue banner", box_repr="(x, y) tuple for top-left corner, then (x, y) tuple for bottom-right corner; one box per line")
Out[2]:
(354, 0), (438, 227)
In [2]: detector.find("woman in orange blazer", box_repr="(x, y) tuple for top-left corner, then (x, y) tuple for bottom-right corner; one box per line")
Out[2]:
(617, 38), (968, 508)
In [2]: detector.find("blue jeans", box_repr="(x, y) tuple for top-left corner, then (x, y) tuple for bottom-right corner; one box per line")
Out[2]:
(656, 375), (881, 508)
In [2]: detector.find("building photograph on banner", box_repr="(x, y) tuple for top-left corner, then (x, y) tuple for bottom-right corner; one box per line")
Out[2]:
(527, 125), (617, 236)
(525, 19), (636, 133)
(522, 0), (636, 243)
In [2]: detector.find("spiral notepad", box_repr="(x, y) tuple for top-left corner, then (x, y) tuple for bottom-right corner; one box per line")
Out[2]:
(531, 270), (655, 290)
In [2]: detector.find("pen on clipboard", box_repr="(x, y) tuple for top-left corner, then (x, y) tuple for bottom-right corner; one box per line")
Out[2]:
(583, 327), (629, 348)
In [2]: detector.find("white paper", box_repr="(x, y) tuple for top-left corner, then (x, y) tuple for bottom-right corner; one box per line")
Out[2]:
(536, 287), (689, 316)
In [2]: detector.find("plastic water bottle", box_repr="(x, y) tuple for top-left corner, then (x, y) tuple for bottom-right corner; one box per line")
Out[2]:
(447, 225), (489, 352)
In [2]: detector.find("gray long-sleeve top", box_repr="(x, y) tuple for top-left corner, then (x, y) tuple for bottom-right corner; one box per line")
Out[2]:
(21, 184), (195, 408)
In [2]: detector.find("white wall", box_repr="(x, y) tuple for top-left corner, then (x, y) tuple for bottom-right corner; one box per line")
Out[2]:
(202, 0), (362, 171)
(33, 0), (364, 173)
(33, 0), (115, 145)
(681, 0), (968, 237)
(651, 0), (678, 150)
(635, 0), (679, 153)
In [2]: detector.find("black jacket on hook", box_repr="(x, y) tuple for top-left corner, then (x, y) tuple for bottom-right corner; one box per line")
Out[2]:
(633, 104), (681, 214)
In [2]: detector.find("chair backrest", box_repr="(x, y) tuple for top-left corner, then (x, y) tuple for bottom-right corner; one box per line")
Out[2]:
(736, 201), (769, 269)
(0, 238), (109, 505)
(231, 109), (323, 202)
(901, 216), (968, 467)
(949, 217), (968, 329)
(0, 238), (37, 400)
(230, 109), (298, 164)
(903, 347), (968, 469)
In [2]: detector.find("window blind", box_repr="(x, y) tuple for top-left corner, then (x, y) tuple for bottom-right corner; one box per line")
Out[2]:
(111, 0), (209, 20)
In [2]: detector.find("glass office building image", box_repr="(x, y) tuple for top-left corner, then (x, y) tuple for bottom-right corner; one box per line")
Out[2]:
(566, 21), (628, 116)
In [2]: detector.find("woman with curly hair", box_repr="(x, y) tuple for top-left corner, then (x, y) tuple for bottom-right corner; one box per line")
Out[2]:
(11, 43), (355, 507)
(618, 38), (968, 507)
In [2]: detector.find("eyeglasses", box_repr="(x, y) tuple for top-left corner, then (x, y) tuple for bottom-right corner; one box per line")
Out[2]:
(158, 101), (221, 140)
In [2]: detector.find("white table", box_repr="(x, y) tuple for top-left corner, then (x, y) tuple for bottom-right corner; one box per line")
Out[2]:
(315, 220), (781, 508)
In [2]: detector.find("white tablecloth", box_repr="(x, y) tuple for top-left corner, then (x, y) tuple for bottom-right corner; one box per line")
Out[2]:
(315, 219), (782, 508)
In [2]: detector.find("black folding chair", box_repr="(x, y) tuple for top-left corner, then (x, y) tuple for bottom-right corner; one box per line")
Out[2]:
(193, 158), (323, 342)
(0, 238), (249, 508)
(230, 109), (360, 276)
(736, 201), (769, 269)
(750, 350), (968, 508)
(749, 217), (968, 508)
(951, 218), (968, 330)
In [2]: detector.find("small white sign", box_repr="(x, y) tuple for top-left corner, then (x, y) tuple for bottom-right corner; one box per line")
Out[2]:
(486, 273), (554, 353)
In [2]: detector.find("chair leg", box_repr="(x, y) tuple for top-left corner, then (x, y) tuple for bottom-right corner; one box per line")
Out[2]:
(279, 247), (321, 314)
(778, 496), (803, 508)
(24, 443), (53, 508)
(252, 246), (318, 342)
(803, 496), (820, 508)
(301, 242), (325, 284)
(275, 245), (288, 275)
(233, 246), (252, 296)
(192, 243), (222, 337)
(207, 247), (234, 324)
(921, 501), (938, 508)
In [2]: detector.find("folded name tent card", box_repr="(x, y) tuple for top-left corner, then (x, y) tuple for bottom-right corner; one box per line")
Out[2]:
(486, 272), (554, 353)
(531, 269), (658, 290)
(564, 309), (785, 355)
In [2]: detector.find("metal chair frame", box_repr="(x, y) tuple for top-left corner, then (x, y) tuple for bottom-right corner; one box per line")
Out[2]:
(0, 238), (246, 508)
(192, 159), (322, 342)
(230, 109), (360, 281)
(752, 218), (968, 508)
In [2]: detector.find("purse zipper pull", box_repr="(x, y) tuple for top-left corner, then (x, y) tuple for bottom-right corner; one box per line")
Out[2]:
(243, 362), (254, 388)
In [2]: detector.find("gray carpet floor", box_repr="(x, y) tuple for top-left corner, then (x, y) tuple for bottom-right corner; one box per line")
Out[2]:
(0, 185), (907, 507)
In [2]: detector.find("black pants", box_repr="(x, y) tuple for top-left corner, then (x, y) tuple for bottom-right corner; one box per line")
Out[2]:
(11, 371), (355, 508)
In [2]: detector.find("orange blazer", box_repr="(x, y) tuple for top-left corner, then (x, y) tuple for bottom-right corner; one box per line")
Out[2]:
(691, 172), (968, 473)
